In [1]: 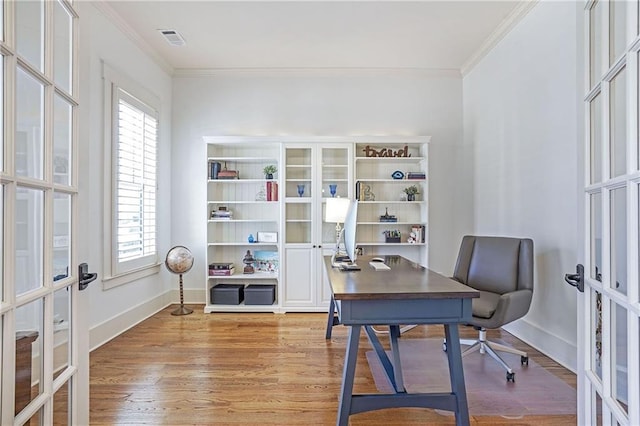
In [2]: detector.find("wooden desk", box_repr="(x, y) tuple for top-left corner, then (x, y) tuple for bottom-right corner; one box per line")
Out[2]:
(324, 255), (479, 426)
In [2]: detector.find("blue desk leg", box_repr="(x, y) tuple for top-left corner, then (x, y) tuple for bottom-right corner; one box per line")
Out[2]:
(326, 297), (336, 339)
(337, 325), (361, 426)
(388, 325), (406, 392)
(444, 324), (470, 426)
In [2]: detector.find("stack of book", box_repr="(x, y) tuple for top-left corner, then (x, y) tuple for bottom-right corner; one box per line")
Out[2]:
(266, 181), (279, 201)
(209, 263), (235, 276)
(211, 208), (233, 220)
(407, 172), (426, 180)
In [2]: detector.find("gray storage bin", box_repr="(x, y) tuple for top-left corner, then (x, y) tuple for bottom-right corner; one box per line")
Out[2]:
(211, 283), (244, 304)
(244, 284), (276, 305)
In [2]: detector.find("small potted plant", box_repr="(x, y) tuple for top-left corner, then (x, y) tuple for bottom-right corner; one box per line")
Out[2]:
(403, 185), (419, 201)
(263, 165), (277, 180)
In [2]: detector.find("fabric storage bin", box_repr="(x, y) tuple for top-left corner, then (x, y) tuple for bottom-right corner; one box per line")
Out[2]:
(211, 283), (244, 304)
(244, 284), (276, 305)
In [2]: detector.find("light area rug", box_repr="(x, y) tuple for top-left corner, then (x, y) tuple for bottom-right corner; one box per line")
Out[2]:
(365, 338), (576, 417)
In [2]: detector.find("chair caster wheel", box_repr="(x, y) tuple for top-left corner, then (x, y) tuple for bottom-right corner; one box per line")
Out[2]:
(442, 342), (447, 352)
(521, 356), (529, 366)
(506, 372), (515, 382)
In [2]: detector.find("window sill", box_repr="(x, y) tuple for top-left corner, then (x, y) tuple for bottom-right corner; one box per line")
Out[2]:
(102, 263), (161, 290)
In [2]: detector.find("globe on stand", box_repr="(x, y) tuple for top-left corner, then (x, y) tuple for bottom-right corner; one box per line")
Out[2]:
(165, 245), (194, 315)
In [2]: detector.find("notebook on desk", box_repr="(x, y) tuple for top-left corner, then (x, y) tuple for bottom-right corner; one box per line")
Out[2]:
(369, 262), (391, 271)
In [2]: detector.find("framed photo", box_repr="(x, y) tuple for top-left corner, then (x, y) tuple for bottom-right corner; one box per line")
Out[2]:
(257, 231), (278, 243)
(253, 251), (279, 273)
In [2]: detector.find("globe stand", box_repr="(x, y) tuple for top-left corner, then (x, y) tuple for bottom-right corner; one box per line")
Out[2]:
(171, 274), (193, 316)
(165, 245), (195, 316)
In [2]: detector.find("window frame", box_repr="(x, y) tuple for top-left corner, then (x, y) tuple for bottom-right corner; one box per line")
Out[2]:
(102, 63), (160, 289)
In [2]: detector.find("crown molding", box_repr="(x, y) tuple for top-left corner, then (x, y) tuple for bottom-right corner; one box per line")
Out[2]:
(173, 67), (462, 78)
(461, 0), (539, 77)
(92, 0), (175, 76)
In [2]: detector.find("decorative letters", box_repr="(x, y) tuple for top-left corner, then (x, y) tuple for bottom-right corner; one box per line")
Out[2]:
(362, 145), (411, 158)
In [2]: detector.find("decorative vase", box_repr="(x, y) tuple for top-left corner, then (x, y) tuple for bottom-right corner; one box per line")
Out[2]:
(266, 174), (273, 180)
(407, 194), (415, 202)
(297, 184), (305, 197)
(329, 184), (337, 197)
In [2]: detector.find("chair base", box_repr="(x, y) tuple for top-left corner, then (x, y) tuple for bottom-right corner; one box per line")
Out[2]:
(456, 328), (528, 380)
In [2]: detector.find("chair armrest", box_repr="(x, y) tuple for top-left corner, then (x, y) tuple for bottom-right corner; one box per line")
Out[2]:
(489, 289), (533, 327)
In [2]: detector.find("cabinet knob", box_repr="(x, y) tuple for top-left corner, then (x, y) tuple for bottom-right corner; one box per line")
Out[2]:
(318, 245), (322, 248)
(312, 245), (317, 248)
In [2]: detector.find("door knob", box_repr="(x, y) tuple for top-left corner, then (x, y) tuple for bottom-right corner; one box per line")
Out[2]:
(564, 264), (584, 292)
(78, 263), (98, 291)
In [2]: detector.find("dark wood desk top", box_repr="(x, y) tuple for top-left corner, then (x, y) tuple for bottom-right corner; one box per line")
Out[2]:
(325, 255), (479, 301)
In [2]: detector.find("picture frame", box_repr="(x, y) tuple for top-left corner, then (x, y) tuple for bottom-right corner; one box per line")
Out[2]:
(257, 231), (278, 243)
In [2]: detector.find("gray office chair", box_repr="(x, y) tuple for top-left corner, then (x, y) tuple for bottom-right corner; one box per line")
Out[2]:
(445, 235), (534, 382)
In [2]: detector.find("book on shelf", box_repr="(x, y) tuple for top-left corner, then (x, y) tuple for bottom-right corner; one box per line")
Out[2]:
(411, 225), (426, 243)
(406, 172), (426, 180)
(355, 181), (361, 201)
(266, 181), (278, 201)
(209, 267), (235, 276)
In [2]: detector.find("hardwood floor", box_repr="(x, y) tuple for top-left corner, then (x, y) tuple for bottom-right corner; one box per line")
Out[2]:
(90, 305), (577, 425)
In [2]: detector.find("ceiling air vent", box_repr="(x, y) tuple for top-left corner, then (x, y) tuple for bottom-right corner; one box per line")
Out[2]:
(158, 29), (186, 47)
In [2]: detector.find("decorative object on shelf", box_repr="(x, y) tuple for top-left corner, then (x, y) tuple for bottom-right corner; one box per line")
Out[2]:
(243, 250), (255, 274)
(255, 186), (267, 201)
(263, 164), (277, 180)
(407, 231), (418, 244)
(391, 170), (405, 180)
(379, 208), (397, 223)
(325, 197), (351, 266)
(403, 185), (419, 202)
(266, 181), (278, 201)
(257, 231), (278, 243)
(164, 245), (194, 316)
(362, 145), (411, 158)
(218, 162), (239, 179)
(406, 171), (426, 180)
(383, 230), (401, 243)
(253, 251), (279, 273)
(329, 184), (338, 197)
(297, 184), (305, 197)
(362, 184), (375, 201)
(209, 161), (221, 179)
(248, 234), (255, 243)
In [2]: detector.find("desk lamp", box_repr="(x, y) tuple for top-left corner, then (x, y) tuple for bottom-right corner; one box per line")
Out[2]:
(325, 197), (351, 267)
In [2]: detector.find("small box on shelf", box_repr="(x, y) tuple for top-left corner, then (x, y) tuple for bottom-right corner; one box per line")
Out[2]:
(211, 284), (244, 304)
(245, 285), (276, 305)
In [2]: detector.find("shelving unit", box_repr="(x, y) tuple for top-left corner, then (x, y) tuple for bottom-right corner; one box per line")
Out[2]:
(282, 143), (352, 311)
(204, 139), (281, 313)
(354, 141), (429, 266)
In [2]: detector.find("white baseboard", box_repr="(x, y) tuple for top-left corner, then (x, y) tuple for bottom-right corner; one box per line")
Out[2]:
(504, 319), (577, 373)
(89, 290), (173, 351)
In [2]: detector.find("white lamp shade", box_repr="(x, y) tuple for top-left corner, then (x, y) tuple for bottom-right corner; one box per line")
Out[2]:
(325, 198), (351, 223)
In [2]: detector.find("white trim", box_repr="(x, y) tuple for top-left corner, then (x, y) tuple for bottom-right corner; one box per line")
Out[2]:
(89, 289), (173, 351)
(102, 263), (161, 291)
(461, 0), (539, 76)
(174, 67), (461, 78)
(92, 1), (173, 75)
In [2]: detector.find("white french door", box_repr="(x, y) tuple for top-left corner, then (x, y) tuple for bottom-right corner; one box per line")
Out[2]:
(1, 1), (88, 425)
(579, 0), (640, 424)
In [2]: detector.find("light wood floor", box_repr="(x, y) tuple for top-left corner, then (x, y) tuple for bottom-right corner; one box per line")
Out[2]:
(90, 305), (577, 425)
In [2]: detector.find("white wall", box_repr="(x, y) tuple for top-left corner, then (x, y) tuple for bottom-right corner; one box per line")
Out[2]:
(77, 3), (173, 348)
(463, 1), (579, 369)
(171, 69), (472, 296)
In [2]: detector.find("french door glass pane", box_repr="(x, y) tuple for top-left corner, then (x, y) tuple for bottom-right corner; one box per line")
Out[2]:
(16, 68), (44, 180)
(591, 289), (603, 379)
(593, 388), (604, 425)
(610, 68), (627, 178)
(591, 93), (603, 183)
(15, 298), (44, 415)
(0, 55), (3, 172)
(0, 185), (3, 298)
(53, 1), (72, 94)
(53, 94), (72, 185)
(16, 0), (44, 72)
(53, 381), (70, 425)
(611, 302), (628, 414)
(590, 1), (604, 87)
(609, 0), (627, 65)
(53, 287), (70, 373)
(53, 192), (71, 281)
(15, 187), (44, 296)
(591, 192), (602, 280)
(610, 187), (627, 295)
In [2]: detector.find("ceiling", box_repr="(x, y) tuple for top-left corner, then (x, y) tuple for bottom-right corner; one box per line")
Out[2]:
(101, 1), (527, 74)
